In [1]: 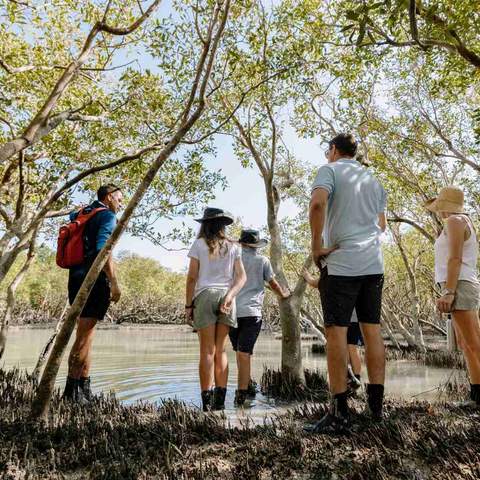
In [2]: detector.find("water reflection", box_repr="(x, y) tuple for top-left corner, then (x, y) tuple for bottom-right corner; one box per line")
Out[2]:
(2, 326), (458, 423)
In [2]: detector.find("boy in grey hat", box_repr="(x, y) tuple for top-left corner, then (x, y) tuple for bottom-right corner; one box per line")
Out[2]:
(230, 229), (290, 407)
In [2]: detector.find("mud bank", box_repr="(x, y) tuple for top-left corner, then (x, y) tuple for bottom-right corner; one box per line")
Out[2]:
(1, 369), (479, 479)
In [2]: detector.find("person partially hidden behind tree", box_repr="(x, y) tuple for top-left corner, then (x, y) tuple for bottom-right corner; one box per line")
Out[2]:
(307, 133), (387, 434)
(62, 184), (123, 403)
(229, 230), (290, 407)
(303, 270), (363, 396)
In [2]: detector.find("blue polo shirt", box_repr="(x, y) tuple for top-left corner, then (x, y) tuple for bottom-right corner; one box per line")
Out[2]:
(69, 200), (116, 277)
(312, 158), (387, 276)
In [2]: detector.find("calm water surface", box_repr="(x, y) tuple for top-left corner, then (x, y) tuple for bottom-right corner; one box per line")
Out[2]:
(2, 326), (459, 423)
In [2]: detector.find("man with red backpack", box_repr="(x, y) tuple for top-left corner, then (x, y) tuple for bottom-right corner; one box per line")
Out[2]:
(62, 184), (123, 403)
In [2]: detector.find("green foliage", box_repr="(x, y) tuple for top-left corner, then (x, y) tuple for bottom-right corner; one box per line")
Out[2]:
(5, 247), (185, 323)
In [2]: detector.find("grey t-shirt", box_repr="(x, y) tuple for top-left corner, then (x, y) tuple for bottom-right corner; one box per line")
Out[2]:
(236, 247), (274, 318)
(312, 158), (387, 276)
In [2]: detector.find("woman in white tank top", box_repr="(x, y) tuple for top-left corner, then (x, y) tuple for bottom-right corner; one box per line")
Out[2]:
(426, 186), (480, 405)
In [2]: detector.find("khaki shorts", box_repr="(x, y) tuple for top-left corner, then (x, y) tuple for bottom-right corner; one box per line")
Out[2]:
(193, 288), (236, 330)
(439, 280), (480, 311)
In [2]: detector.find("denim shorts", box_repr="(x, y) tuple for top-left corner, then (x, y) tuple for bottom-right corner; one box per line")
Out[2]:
(192, 288), (236, 330)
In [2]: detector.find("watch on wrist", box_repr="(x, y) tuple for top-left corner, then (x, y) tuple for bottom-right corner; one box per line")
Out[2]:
(441, 288), (455, 296)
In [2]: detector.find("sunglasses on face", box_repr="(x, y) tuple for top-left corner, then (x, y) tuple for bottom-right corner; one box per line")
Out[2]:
(107, 188), (121, 197)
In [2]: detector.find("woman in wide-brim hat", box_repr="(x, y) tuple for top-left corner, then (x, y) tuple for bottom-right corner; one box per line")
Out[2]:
(426, 186), (480, 406)
(185, 208), (246, 412)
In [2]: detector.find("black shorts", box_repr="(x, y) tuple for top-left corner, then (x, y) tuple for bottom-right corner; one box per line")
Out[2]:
(68, 271), (111, 320)
(319, 267), (384, 327)
(229, 316), (262, 355)
(347, 322), (364, 346)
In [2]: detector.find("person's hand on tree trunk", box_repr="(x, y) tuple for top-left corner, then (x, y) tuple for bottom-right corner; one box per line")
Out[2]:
(281, 287), (291, 299)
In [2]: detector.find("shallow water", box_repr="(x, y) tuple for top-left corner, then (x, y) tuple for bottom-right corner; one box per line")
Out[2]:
(2, 325), (460, 424)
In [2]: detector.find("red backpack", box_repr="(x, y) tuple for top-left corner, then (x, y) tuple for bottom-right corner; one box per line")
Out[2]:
(56, 207), (107, 269)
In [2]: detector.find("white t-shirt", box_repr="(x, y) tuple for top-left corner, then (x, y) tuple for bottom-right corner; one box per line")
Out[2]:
(188, 238), (241, 298)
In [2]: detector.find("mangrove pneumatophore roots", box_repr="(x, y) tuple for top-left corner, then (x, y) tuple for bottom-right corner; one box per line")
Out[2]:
(1, 368), (480, 479)
(260, 367), (329, 402)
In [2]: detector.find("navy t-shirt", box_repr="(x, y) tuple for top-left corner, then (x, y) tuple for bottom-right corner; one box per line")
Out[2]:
(69, 200), (116, 278)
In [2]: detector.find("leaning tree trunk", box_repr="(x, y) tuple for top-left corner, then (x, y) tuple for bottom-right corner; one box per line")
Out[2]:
(32, 298), (69, 382)
(30, 0), (231, 420)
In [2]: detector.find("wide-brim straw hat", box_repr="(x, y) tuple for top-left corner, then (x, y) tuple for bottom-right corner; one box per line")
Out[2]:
(425, 186), (464, 213)
(238, 229), (268, 248)
(194, 207), (234, 224)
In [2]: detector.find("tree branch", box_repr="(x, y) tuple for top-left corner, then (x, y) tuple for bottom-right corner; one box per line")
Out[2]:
(387, 213), (435, 244)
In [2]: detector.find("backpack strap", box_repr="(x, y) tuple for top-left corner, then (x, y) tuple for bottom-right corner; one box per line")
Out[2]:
(76, 206), (108, 222)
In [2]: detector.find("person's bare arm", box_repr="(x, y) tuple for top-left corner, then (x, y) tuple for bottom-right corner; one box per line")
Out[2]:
(268, 278), (290, 299)
(185, 258), (199, 324)
(220, 257), (246, 314)
(104, 254), (121, 302)
(302, 269), (319, 288)
(437, 216), (465, 313)
(378, 212), (387, 232)
(309, 188), (337, 267)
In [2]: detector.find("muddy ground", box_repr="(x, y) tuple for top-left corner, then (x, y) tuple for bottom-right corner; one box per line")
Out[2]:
(0, 368), (479, 480)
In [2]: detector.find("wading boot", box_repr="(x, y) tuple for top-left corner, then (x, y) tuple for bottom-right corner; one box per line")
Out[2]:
(62, 376), (75, 400)
(365, 384), (384, 422)
(458, 384), (480, 408)
(303, 392), (350, 435)
(234, 389), (250, 408)
(247, 379), (259, 399)
(471, 384), (480, 406)
(201, 389), (213, 412)
(212, 386), (227, 411)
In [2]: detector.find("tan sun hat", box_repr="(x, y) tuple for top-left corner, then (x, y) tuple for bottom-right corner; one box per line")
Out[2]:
(425, 186), (464, 213)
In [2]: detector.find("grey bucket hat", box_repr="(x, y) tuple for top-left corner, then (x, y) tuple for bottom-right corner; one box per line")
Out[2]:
(238, 229), (268, 248)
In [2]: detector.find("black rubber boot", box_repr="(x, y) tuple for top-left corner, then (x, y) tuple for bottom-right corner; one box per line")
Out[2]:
(471, 384), (480, 405)
(247, 379), (258, 399)
(304, 391), (350, 434)
(212, 387), (227, 411)
(62, 376), (75, 400)
(79, 377), (93, 401)
(234, 389), (249, 407)
(366, 384), (384, 421)
(201, 390), (213, 412)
